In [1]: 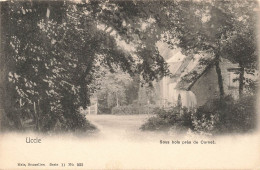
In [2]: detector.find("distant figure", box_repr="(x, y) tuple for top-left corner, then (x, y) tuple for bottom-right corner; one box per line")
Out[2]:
(172, 90), (197, 109)
(177, 94), (182, 108)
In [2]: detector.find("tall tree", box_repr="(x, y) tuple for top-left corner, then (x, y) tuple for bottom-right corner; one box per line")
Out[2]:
(162, 1), (236, 98)
(1, 1), (169, 131)
(221, 0), (258, 97)
(148, 0), (258, 99)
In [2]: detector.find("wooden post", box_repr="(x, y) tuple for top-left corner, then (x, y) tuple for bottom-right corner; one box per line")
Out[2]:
(116, 92), (119, 107)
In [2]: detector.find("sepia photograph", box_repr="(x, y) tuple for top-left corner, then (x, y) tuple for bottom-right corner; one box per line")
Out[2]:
(0, 0), (260, 169)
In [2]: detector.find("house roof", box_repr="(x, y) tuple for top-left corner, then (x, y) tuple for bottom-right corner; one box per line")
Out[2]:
(156, 41), (184, 61)
(173, 53), (215, 90)
(166, 51), (186, 63)
(157, 42), (216, 90)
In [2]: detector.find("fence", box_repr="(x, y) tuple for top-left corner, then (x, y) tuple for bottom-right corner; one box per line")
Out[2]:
(79, 103), (98, 115)
(87, 103), (98, 115)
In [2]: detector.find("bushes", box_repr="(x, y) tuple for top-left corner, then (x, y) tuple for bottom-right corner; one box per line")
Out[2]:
(140, 106), (193, 131)
(112, 105), (136, 115)
(193, 95), (257, 134)
(141, 95), (257, 134)
(52, 113), (97, 133)
(111, 104), (156, 115)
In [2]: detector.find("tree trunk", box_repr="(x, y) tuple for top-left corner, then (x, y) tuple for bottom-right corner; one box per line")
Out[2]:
(80, 79), (88, 109)
(33, 101), (39, 131)
(116, 92), (119, 107)
(0, 3), (14, 130)
(78, 59), (94, 109)
(239, 64), (245, 98)
(215, 54), (225, 98)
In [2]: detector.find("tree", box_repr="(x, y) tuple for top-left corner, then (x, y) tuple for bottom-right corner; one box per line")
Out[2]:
(1, 1), (169, 131)
(0, 1), (65, 130)
(165, 1), (236, 98)
(221, 0), (258, 97)
(150, 0), (258, 99)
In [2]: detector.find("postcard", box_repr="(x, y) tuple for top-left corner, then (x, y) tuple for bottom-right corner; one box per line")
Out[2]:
(0, 0), (260, 169)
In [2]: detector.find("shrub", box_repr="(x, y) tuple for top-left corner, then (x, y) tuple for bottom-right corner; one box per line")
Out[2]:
(141, 94), (257, 134)
(140, 106), (194, 131)
(112, 105), (135, 115)
(191, 114), (219, 134)
(192, 95), (257, 134)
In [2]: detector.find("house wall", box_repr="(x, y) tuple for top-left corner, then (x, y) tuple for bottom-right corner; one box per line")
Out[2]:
(220, 59), (239, 100)
(190, 59), (239, 107)
(154, 78), (197, 108)
(190, 65), (219, 106)
(154, 77), (170, 106)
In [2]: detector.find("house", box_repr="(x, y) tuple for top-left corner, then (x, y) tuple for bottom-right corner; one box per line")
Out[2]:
(175, 56), (240, 107)
(154, 43), (240, 108)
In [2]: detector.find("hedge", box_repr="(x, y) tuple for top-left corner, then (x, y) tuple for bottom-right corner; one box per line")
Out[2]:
(111, 104), (157, 115)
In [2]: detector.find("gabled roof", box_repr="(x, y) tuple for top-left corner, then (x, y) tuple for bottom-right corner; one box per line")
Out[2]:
(156, 41), (183, 61)
(157, 41), (216, 90)
(175, 53), (215, 90)
(166, 51), (186, 63)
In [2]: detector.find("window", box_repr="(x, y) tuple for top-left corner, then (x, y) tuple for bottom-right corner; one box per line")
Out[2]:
(228, 70), (239, 89)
